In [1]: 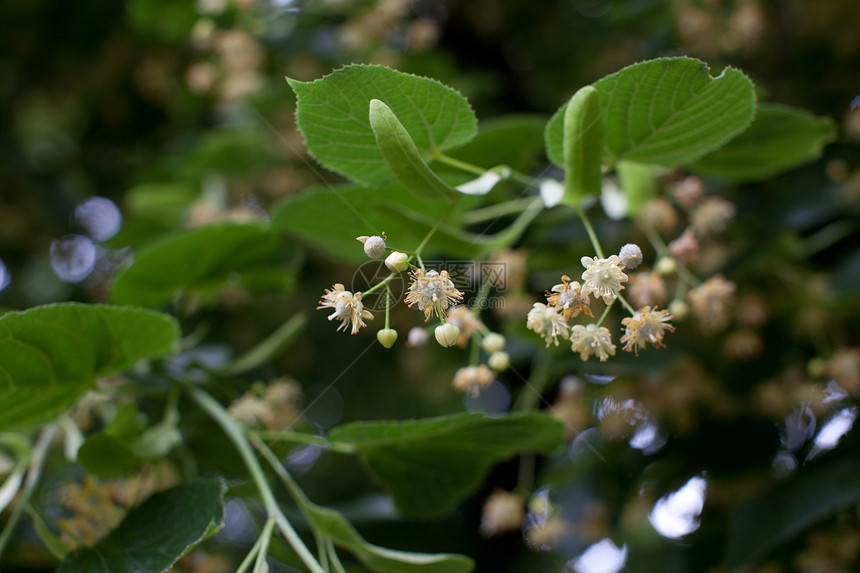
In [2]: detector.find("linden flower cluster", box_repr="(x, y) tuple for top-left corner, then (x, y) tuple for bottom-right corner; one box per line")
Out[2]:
(527, 244), (676, 361)
(317, 232), (478, 354)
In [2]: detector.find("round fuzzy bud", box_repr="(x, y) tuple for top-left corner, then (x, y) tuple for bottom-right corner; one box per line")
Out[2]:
(655, 256), (677, 276)
(482, 333), (506, 353)
(406, 326), (428, 347)
(377, 328), (398, 349)
(668, 299), (689, 320)
(385, 251), (409, 272)
(357, 235), (386, 259)
(435, 323), (461, 348)
(488, 351), (510, 371)
(618, 243), (644, 269)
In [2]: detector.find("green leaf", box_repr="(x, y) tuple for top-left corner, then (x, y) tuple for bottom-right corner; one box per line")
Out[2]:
(616, 161), (658, 215)
(329, 411), (565, 516)
(289, 65), (477, 186)
(271, 183), (487, 263)
(58, 478), (226, 573)
(724, 457), (860, 568)
(369, 99), (459, 200)
(688, 103), (836, 182)
(77, 434), (143, 478)
(303, 502), (474, 573)
(546, 57), (756, 168)
(560, 86), (605, 206)
(111, 223), (290, 308)
(0, 303), (179, 432)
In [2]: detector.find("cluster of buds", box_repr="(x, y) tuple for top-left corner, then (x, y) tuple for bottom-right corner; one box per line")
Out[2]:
(527, 243), (674, 361)
(634, 179), (740, 334)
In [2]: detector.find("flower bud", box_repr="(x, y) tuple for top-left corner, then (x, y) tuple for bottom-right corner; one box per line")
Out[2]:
(356, 234), (386, 259)
(385, 251), (409, 272)
(655, 256), (677, 276)
(668, 299), (689, 320)
(376, 328), (398, 349)
(488, 351), (510, 371)
(435, 323), (460, 347)
(618, 243), (644, 269)
(482, 332), (506, 353)
(406, 326), (428, 347)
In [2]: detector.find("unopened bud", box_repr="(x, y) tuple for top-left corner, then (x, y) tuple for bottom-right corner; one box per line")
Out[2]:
(655, 256), (677, 276)
(357, 234), (386, 259)
(385, 251), (409, 272)
(668, 299), (689, 320)
(488, 351), (510, 371)
(406, 326), (428, 347)
(618, 243), (643, 269)
(377, 328), (398, 349)
(482, 333), (506, 353)
(435, 323), (461, 348)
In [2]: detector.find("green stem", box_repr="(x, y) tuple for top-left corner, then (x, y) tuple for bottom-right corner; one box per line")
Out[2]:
(327, 539), (347, 573)
(595, 299), (616, 327)
(431, 151), (486, 176)
(0, 425), (58, 558)
(236, 518), (273, 573)
(488, 197), (545, 250)
(637, 220), (701, 287)
(247, 431), (314, 508)
(415, 201), (458, 257)
(253, 518), (276, 573)
(459, 197), (536, 224)
(384, 284), (391, 329)
(187, 387), (325, 573)
(616, 293), (637, 315)
(362, 272), (398, 296)
(575, 205), (605, 259)
(513, 350), (552, 412)
(253, 430), (356, 454)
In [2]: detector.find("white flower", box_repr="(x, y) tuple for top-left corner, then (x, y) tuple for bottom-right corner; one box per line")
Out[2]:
(546, 274), (592, 320)
(580, 255), (628, 304)
(687, 275), (736, 333)
(456, 167), (508, 195)
(570, 323), (616, 362)
(317, 283), (373, 334)
(405, 269), (464, 320)
(620, 306), (675, 355)
(452, 364), (495, 394)
(526, 303), (570, 347)
(480, 489), (525, 537)
(539, 179), (564, 208)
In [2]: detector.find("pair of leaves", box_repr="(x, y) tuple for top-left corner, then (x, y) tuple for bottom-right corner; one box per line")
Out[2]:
(545, 57), (757, 170)
(58, 478), (226, 573)
(0, 303), (179, 432)
(290, 65), (477, 192)
(329, 411), (566, 516)
(545, 57), (833, 207)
